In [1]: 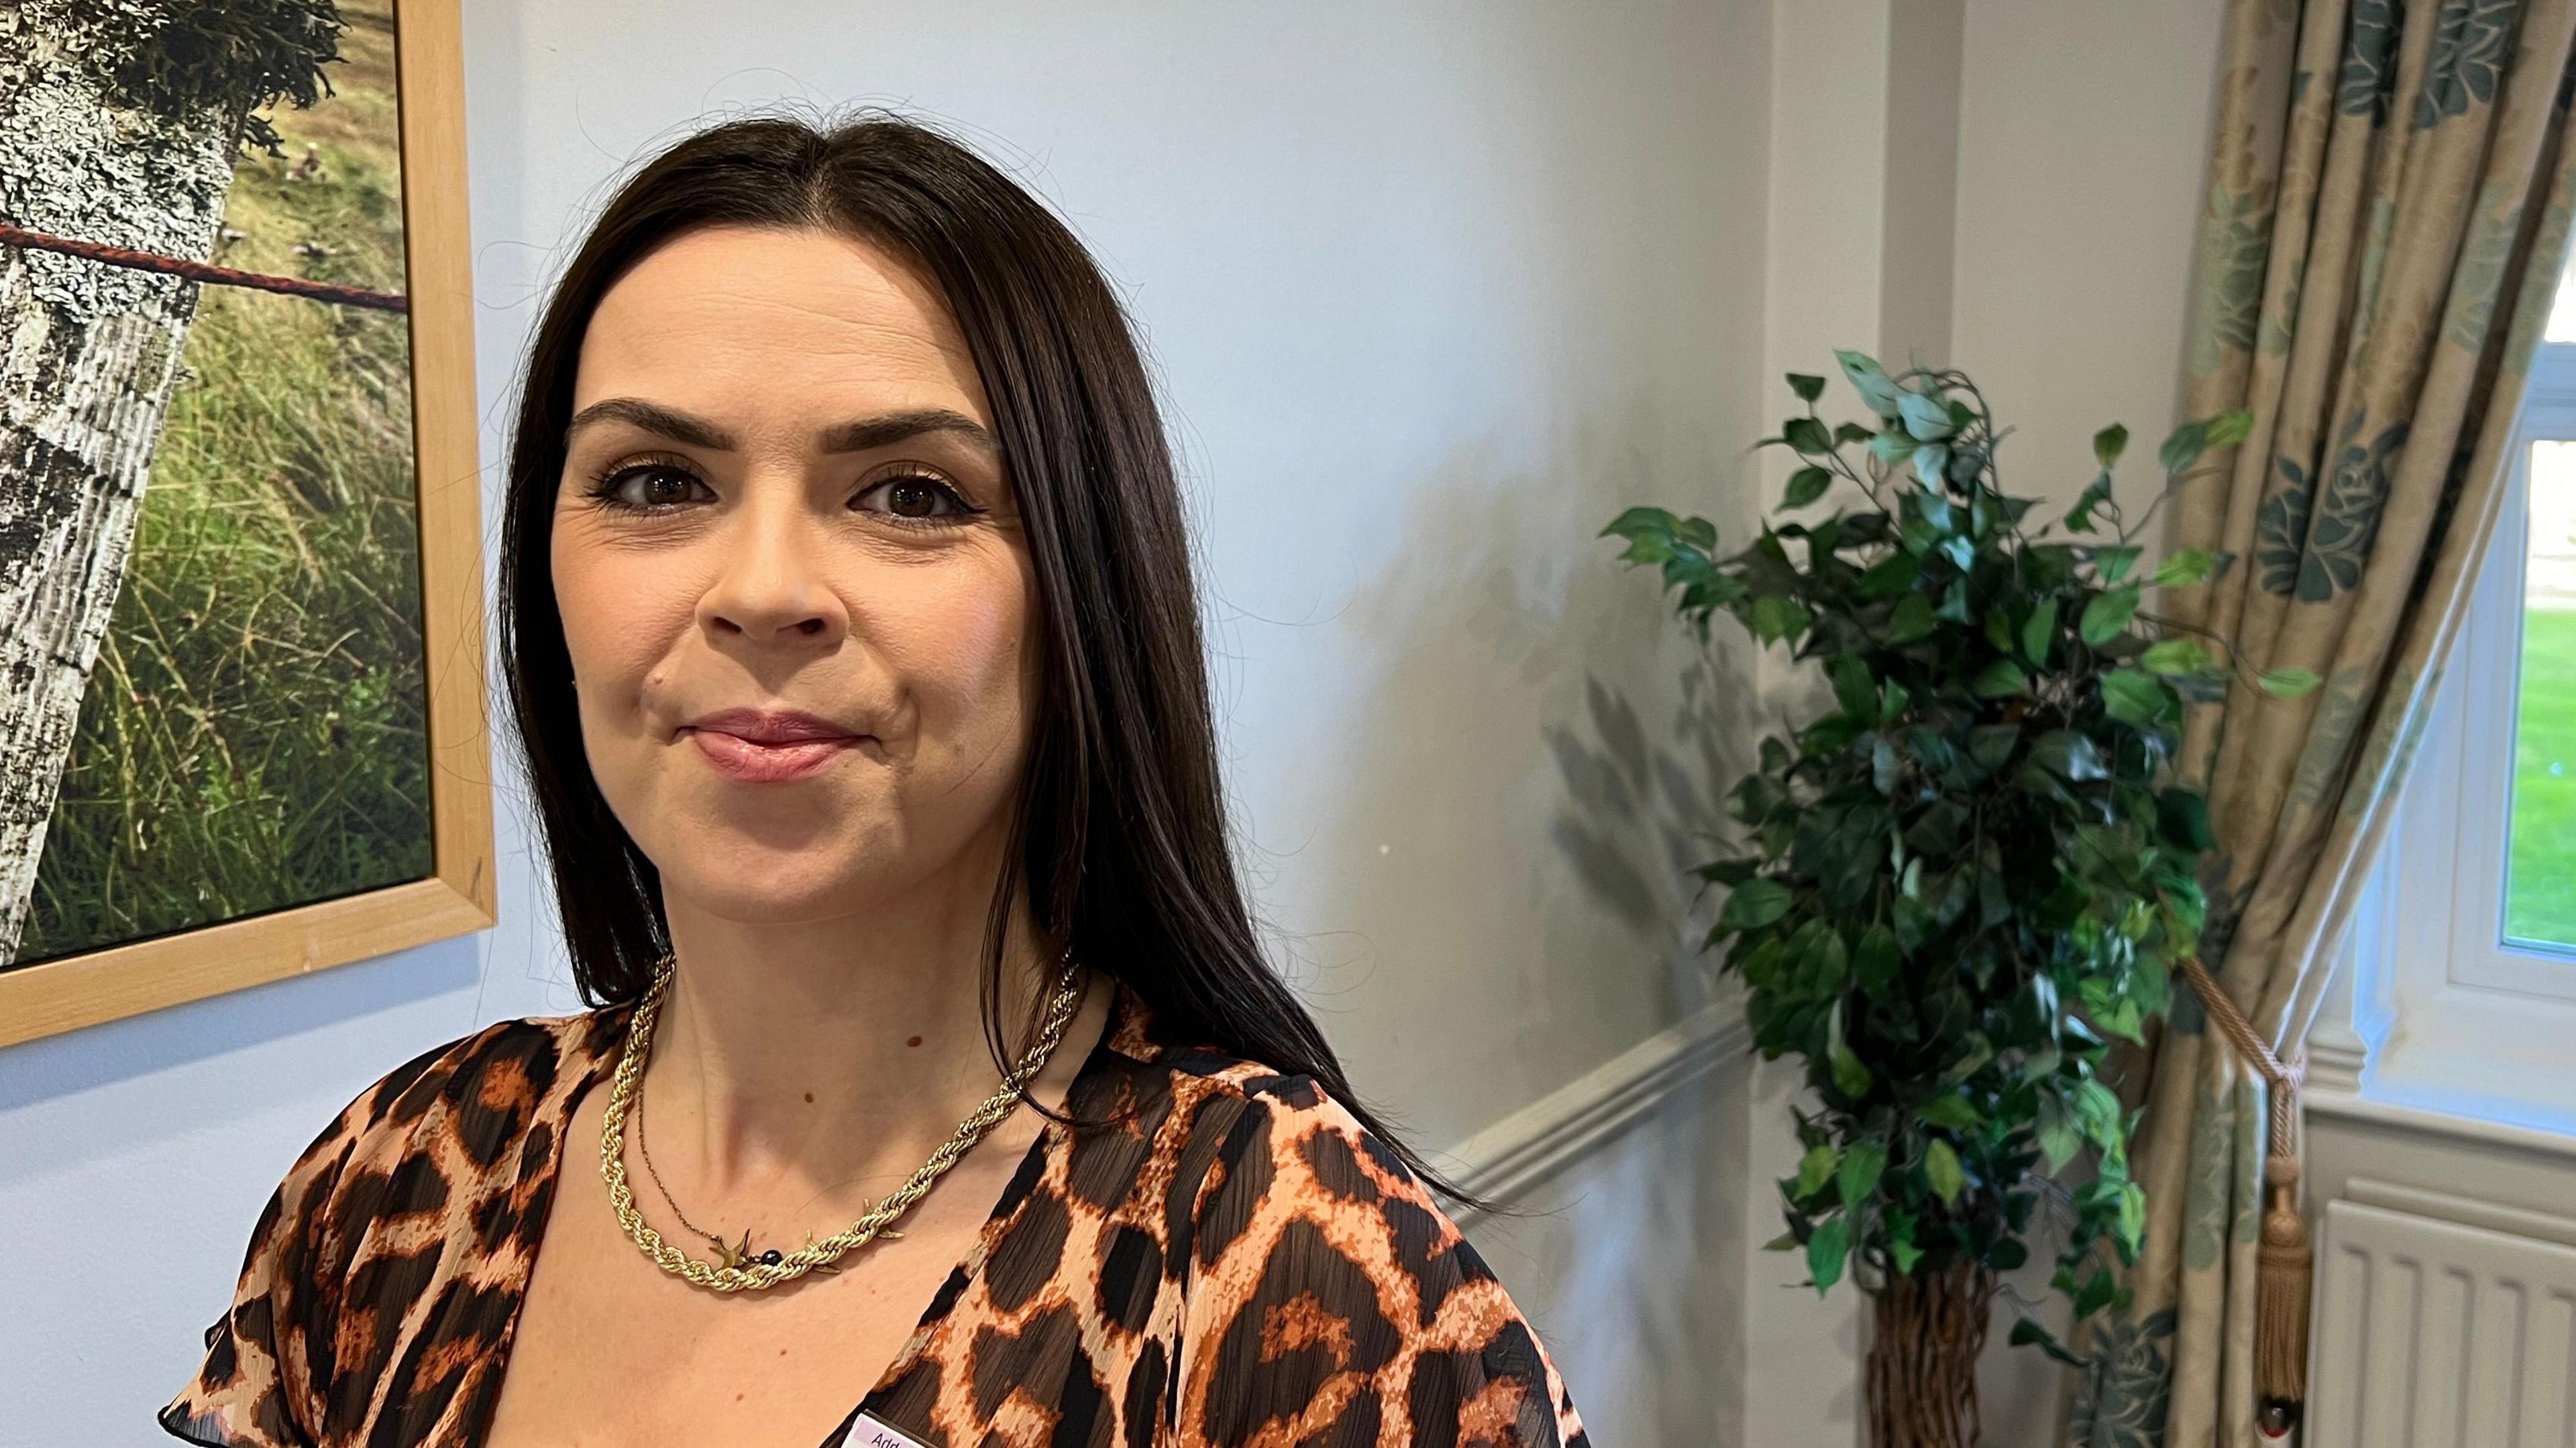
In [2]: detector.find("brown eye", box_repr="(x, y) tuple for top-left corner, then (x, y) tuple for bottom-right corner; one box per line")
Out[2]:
(856, 472), (976, 526)
(593, 463), (712, 510)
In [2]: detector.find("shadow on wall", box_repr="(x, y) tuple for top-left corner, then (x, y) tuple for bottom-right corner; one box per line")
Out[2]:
(1258, 392), (1768, 1432)
(1273, 392), (1766, 1089)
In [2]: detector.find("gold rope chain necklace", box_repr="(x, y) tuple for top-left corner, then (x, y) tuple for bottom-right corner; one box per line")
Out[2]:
(599, 948), (1086, 1293)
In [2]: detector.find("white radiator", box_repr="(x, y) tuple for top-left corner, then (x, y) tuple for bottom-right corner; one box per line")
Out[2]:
(2308, 1183), (2576, 1447)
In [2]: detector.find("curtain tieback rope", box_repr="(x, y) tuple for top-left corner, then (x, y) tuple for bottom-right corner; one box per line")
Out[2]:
(2177, 955), (2311, 1436)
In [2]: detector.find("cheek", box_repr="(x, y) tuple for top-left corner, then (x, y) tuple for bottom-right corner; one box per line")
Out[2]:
(886, 548), (1039, 748)
(551, 525), (696, 709)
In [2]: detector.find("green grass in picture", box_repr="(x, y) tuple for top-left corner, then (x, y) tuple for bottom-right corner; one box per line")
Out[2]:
(2507, 607), (2576, 950)
(17, 0), (431, 965)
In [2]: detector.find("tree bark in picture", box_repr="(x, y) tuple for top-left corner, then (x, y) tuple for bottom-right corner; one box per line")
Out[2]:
(0, 1), (341, 964)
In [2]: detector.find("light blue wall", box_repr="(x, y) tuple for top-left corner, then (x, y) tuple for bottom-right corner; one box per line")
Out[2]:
(0, 3), (1770, 1441)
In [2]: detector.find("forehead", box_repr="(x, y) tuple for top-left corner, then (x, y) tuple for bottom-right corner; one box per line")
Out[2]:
(572, 223), (991, 427)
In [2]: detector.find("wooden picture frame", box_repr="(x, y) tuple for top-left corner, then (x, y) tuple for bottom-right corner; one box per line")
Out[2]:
(0, 0), (492, 1049)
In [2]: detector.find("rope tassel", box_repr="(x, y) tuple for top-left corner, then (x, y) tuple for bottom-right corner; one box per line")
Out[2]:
(2178, 956), (2310, 1439)
(2255, 1156), (2313, 1429)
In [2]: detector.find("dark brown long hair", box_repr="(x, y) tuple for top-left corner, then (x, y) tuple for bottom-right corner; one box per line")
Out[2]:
(496, 109), (1468, 1200)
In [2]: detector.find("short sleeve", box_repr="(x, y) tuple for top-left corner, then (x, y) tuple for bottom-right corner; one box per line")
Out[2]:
(1172, 1081), (1589, 1448)
(157, 1102), (357, 1447)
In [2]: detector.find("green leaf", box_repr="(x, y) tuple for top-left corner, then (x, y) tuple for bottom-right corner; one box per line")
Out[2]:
(1601, 506), (1677, 563)
(1900, 390), (1955, 441)
(2100, 667), (2169, 725)
(2072, 1078), (2123, 1143)
(2140, 638), (2212, 675)
(2157, 419), (2210, 473)
(1858, 552), (1919, 598)
(1837, 1140), (1888, 1209)
(1885, 594), (1938, 645)
(1784, 416), (1833, 454)
(2021, 598), (2059, 665)
(1807, 1217), (1851, 1294)
(1802, 927), (1851, 993)
(1749, 594), (1813, 646)
(1836, 349), (1905, 417)
(1889, 1233), (1924, 1276)
(2093, 423), (2129, 468)
(2157, 787), (2216, 850)
(2036, 1089), (2082, 1173)
(2258, 665), (2321, 697)
(2065, 471), (2114, 534)
(2029, 730), (2109, 781)
(1971, 658), (2029, 698)
(1880, 679), (1913, 723)
(1856, 926), (1902, 993)
(2206, 408), (2255, 450)
(1916, 1093), (1982, 1131)
(2095, 544), (2143, 583)
(1870, 428), (1917, 467)
(1719, 877), (1794, 932)
(2011, 1318), (2088, 1368)
(1913, 442), (1949, 488)
(1984, 606), (2019, 657)
(1831, 656), (1879, 722)
(1763, 1230), (1801, 1253)
(1796, 1143), (1840, 1200)
(2152, 548), (2220, 586)
(1788, 372), (1827, 402)
(1784, 465), (1834, 508)
(2080, 586), (2140, 646)
(1831, 1044), (1875, 1100)
(1925, 1137), (1965, 1206)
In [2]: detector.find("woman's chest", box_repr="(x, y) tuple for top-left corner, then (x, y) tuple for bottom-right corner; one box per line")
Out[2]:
(475, 1129), (1028, 1448)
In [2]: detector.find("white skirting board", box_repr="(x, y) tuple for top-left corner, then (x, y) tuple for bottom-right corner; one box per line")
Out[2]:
(2308, 1183), (2576, 1447)
(1438, 1003), (1750, 1213)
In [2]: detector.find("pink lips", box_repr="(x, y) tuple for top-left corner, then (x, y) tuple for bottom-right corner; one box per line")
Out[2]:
(682, 708), (868, 784)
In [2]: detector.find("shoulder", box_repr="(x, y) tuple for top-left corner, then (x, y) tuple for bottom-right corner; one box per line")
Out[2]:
(1143, 1048), (1468, 1281)
(160, 1006), (627, 1446)
(270, 1005), (625, 1268)
(1152, 1048), (1440, 1225)
(311, 1005), (621, 1185)
(1136, 1050), (1591, 1448)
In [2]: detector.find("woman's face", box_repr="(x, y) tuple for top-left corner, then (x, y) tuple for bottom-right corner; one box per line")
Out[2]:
(552, 223), (1037, 926)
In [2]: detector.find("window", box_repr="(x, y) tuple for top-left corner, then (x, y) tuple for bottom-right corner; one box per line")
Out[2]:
(2332, 249), (2576, 1135)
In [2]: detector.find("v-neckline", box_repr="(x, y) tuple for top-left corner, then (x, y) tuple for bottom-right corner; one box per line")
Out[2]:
(463, 981), (1152, 1448)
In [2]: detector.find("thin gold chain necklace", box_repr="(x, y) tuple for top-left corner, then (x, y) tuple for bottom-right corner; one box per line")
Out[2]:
(598, 948), (1086, 1293)
(635, 1084), (855, 1273)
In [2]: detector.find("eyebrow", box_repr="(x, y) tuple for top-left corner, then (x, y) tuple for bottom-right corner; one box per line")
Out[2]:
(563, 398), (1002, 457)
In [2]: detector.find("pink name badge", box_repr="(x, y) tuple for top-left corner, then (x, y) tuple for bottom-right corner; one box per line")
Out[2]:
(849, 1413), (934, 1448)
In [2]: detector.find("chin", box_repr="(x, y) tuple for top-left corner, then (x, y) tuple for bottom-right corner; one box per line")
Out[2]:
(661, 852), (880, 925)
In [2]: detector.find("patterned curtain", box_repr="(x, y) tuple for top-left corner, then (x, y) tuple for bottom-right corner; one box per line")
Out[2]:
(2068, 2), (2576, 1445)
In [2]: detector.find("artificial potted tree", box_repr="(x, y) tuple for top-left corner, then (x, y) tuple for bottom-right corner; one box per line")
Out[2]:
(1601, 354), (2313, 1448)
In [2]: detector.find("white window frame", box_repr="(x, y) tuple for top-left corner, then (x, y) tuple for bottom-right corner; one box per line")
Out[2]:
(2325, 343), (2576, 1138)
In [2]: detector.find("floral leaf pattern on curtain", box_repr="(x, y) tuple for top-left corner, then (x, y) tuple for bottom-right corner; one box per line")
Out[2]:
(2065, 1), (2576, 1445)
(2070, 1308), (2180, 1448)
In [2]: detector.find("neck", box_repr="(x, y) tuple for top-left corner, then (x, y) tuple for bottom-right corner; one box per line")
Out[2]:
(633, 877), (1075, 1205)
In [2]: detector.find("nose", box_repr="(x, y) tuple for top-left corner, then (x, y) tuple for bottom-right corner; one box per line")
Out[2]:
(696, 495), (849, 651)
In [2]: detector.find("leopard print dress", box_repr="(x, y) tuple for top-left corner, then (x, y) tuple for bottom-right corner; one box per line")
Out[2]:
(160, 979), (1589, 1448)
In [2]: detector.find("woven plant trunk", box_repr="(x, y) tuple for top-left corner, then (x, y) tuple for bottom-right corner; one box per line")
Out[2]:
(1865, 1260), (1999, 1448)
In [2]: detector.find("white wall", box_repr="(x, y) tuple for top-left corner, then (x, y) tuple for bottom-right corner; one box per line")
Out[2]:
(0, 2), (1772, 1445)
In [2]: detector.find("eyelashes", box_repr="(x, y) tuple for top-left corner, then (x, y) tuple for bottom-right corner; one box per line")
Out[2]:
(580, 453), (985, 530)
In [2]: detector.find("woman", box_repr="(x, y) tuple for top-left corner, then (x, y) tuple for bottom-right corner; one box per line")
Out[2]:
(159, 113), (1587, 1448)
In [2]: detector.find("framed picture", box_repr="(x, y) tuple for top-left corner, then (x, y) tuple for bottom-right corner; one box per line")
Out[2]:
(0, 0), (492, 1048)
